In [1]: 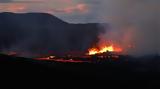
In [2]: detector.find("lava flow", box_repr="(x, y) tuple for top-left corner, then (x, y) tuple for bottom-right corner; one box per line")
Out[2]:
(88, 45), (122, 55)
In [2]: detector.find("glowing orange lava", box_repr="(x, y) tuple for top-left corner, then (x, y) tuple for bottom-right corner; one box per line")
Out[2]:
(88, 45), (122, 55)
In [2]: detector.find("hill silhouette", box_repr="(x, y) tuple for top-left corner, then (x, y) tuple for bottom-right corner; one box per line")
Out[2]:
(0, 12), (105, 57)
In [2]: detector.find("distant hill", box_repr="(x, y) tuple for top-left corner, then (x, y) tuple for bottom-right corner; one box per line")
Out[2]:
(0, 12), (106, 57)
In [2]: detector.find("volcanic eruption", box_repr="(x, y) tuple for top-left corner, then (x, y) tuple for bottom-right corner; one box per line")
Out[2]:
(88, 44), (123, 55)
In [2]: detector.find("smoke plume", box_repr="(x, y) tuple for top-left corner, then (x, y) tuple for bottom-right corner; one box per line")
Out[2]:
(97, 0), (160, 56)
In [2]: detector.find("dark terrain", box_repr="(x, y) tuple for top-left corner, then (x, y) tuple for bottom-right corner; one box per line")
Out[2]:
(0, 54), (160, 89)
(0, 12), (105, 57)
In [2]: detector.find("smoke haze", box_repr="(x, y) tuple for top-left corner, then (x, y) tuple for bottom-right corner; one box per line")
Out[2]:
(96, 0), (160, 56)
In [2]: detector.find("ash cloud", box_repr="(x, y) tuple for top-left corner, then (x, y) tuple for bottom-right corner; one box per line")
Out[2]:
(91, 0), (160, 56)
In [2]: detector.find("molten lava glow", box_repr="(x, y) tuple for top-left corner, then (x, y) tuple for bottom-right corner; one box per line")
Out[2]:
(99, 46), (114, 53)
(88, 45), (122, 55)
(88, 48), (99, 55)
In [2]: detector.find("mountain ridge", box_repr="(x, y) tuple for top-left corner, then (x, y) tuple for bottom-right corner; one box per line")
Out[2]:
(0, 12), (105, 57)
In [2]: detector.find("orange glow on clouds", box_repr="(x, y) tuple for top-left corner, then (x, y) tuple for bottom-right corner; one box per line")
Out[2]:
(0, 0), (89, 14)
(0, 3), (27, 12)
(53, 3), (88, 14)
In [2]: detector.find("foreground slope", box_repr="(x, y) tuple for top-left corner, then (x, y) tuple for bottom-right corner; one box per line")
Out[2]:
(0, 54), (160, 89)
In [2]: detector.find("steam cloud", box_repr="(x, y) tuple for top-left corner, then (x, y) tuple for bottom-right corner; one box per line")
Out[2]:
(95, 0), (160, 56)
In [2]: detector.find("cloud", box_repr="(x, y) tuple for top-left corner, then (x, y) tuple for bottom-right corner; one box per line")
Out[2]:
(0, 3), (27, 12)
(0, 0), (89, 14)
(0, 0), (12, 3)
(51, 3), (89, 14)
(19, 2), (89, 15)
(0, 0), (43, 3)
